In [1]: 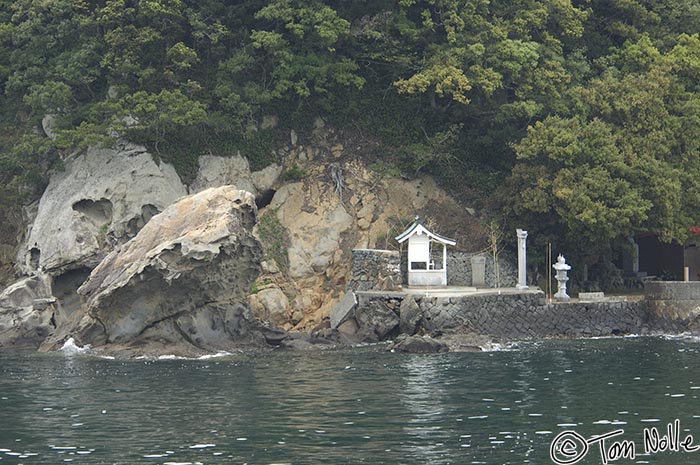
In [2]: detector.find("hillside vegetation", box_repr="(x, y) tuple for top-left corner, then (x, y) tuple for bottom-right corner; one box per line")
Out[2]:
(2, 0), (700, 262)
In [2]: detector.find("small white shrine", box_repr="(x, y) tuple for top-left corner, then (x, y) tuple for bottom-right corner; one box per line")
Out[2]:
(395, 217), (456, 286)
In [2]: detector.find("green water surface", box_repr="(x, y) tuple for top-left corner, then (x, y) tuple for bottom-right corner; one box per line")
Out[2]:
(1, 337), (699, 464)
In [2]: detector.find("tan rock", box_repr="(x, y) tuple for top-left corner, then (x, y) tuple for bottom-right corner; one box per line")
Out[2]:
(270, 184), (352, 279)
(251, 287), (290, 326)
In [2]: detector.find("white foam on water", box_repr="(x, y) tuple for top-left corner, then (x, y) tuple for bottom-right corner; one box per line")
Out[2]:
(641, 419), (660, 423)
(49, 446), (77, 450)
(60, 338), (91, 354)
(143, 454), (167, 458)
(189, 444), (215, 449)
(468, 415), (488, 419)
(198, 351), (232, 360)
(535, 431), (553, 435)
(671, 394), (685, 397)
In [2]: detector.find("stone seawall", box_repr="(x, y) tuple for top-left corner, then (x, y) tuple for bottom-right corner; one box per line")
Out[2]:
(331, 281), (700, 346)
(347, 290), (648, 341)
(419, 293), (646, 338)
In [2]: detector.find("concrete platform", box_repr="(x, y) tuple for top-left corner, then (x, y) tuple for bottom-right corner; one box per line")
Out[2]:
(401, 286), (543, 298)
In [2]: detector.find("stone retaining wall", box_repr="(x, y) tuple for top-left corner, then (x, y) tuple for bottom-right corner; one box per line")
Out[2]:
(332, 281), (700, 344)
(419, 293), (646, 338)
(348, 249), (402, 292)
(348, 291), (648, 341)
(447, 252), (517, 288)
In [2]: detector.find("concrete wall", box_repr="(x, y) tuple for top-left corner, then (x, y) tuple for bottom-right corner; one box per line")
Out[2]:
(645, 281), (700, 333)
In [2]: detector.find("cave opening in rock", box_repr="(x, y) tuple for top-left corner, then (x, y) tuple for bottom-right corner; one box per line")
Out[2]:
(29, 247), (40, 270)
(127, 204), (161, 237)
(52, 267), (92, 317)
(72, 198), (113, 224)
(256, 189), (276, 209)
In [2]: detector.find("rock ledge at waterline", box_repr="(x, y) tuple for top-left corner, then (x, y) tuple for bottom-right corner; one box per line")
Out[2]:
(40, 186), (275, 357)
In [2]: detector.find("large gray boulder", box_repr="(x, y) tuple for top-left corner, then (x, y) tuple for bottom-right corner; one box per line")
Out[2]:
(0, 274), (55, 347)
(189, 154), (282, 197)
(40, 186), (270, 357)
(18, 142), (186, 275)
(354, 300), (399, 342)
(399, 295), (422, 335)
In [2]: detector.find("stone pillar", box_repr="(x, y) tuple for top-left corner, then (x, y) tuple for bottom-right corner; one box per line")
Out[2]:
(516, 229), (528, 290)
(470, 255), (486, 287)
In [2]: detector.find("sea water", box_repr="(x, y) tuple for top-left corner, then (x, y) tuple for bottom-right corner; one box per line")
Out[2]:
(1, 337), (700, 464)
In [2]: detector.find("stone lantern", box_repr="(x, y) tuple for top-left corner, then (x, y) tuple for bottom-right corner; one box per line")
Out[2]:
(553, 254), (571, 302)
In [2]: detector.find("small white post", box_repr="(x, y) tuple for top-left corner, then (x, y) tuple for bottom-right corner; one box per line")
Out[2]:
(442, 243), (447, 285)
(516, 229), (528, 290)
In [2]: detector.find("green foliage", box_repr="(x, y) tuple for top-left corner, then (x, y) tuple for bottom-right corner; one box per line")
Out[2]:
(1, 0), (700, 264)
(280, 164), (307, 181)
(256, 211), (290, 273)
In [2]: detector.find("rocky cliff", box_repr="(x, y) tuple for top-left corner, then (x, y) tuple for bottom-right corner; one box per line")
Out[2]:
(0, 122), (486, 355)
(39, 186), (270, 357)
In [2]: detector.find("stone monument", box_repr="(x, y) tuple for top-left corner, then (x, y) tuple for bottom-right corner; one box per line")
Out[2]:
(553, 254), (571, 302)
(470, 255), (486, 287)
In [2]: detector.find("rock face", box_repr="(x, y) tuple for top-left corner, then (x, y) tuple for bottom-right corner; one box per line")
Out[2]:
(248, 287), (290, 326)
(0, 274), (55, 347)
(250, 130), (485, 329)
(399, 295), (421, 335)
(18, 142), (186, 275)
(189, 154), (282, 198)
(40, 186), (268, 356)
